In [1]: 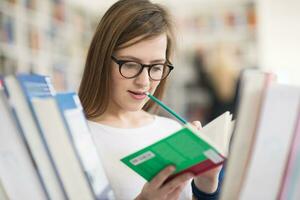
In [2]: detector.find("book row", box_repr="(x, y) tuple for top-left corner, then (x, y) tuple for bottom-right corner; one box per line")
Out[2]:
(0, 74), (113, 200)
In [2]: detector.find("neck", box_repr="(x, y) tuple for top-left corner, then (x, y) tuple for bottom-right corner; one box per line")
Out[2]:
(91, 108), (154, 128)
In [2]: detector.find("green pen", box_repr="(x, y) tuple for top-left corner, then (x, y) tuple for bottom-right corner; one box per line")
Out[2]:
(145, 92), (188, 125)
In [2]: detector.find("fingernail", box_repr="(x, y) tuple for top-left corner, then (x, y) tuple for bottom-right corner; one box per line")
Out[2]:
(168, 165), (176, 171)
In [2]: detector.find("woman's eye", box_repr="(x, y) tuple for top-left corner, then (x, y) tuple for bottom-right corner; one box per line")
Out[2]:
(124, 62), (139, 68)
(152, 65), (163, 71)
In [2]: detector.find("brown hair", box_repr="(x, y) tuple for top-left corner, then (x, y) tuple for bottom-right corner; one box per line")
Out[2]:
(78, 0), (175, 119)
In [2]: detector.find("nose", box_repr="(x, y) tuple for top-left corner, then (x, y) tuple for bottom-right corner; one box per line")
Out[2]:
(134, 68), (150, 87)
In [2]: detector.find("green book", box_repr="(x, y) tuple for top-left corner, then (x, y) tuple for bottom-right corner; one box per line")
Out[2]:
(121, 112), (234, 181)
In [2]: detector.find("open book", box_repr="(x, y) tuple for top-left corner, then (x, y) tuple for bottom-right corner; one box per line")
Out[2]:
(121, 112), (234, 181)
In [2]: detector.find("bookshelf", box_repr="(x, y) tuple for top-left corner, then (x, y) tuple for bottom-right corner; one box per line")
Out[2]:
(164, 1), (257, 123)
(0, 74), (114, 199)
(0, 0), (257, 121)
(0, 0), (98, 91)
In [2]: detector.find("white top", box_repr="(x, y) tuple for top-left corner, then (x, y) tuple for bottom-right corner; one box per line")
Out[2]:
(88, 116), (192, 200)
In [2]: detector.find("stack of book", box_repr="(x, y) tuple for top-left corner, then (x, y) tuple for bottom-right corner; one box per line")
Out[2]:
(220, 69), (300, 200)
(0, 74), (113, 200)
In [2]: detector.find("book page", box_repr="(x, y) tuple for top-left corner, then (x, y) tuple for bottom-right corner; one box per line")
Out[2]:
(188, 112), (234, 156)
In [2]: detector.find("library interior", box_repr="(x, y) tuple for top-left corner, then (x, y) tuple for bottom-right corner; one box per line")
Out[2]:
(0, 0), (299, 199)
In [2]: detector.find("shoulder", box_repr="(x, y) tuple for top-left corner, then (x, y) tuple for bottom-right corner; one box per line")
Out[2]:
(87, 120), (98, 128)
(87, 120), (104, 133)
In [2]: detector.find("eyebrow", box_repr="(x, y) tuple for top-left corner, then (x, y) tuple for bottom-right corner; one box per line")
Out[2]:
(117, 55), (166, 63)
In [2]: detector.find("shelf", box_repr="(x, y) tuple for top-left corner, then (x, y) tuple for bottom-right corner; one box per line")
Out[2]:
(0, 0), (97, 90)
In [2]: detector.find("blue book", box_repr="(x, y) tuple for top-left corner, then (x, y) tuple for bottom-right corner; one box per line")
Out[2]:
(4, 74), (66, 200)
(30, 96), (95, 200)
(0, 82), (47, 199)
(16, 74), (96, 200)
(56, 92), (114, 200)
(16, 74), (55, 99)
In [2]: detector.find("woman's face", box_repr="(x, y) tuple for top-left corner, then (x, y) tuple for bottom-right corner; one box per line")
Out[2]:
(109, 34), (167, 112)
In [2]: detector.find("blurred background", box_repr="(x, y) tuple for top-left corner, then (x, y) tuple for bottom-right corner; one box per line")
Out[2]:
(1, 0), (299, 124)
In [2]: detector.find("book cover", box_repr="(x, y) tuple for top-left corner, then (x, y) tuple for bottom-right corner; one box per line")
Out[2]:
(0, 178), (8, 200)
(0, 86), (47, 199)
(4, 74), (65, 200)
(220, 70), (275, 200)
(31, 96), (95, 200)
(56, 92), (114, 200)
(121, 112), (233, 181)
(239, 84), (300, 200)
(278, 109), (300, 199)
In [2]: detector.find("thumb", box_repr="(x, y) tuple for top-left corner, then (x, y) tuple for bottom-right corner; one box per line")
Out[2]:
(191, 121), (202, 131)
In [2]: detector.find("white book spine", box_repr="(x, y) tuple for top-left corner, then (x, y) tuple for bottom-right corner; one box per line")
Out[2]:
(4, 76), (66, 200)
(240, 84), (300, 200)
(32, 98), (94, 200)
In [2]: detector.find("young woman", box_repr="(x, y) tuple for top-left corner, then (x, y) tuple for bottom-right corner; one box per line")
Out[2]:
(79, 0), (223, 199)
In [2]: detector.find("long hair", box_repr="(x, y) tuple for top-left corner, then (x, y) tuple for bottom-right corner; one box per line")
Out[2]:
(78, 0), (175, 119)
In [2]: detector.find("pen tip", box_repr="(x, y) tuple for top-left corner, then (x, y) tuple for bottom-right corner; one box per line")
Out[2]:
(145, 91), (150, 95)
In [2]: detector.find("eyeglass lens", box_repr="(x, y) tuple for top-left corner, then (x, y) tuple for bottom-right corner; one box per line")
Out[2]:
(120, 62), (167, 80)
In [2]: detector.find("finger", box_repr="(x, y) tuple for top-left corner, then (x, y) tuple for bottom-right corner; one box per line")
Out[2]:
(165, 182), (188, 200)
(191, 121), (202, 130)
(149, 165), (176, 189)
(160, 173), (193, 194)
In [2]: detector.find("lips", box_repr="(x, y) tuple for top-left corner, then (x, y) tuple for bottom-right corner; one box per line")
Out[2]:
(128, 90), (146, 95)
(128, 90), (147, 100)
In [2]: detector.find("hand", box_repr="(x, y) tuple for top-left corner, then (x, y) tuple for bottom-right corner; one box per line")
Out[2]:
(135, 166), (194, 200)
(191, 121), (223, 193)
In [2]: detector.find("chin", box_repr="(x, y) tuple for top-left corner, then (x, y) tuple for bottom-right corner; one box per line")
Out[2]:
(125, 104), (145, 112)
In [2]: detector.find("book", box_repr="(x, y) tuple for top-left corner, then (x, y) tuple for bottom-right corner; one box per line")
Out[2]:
(239, 83), (300, 199)
(55, 92), (114, 200)
(0, 86), (47, 199)
(121, 112), (234, 181)
(0, 178), (8, 200)
(4, 74), (66, 199)
(278, 110), (300, 199)
(31, 96), (95, 200)
(220, 70), (275, 200)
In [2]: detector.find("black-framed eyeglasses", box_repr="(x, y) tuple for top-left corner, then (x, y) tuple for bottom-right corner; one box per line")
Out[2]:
(111, 56), (174, 81)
